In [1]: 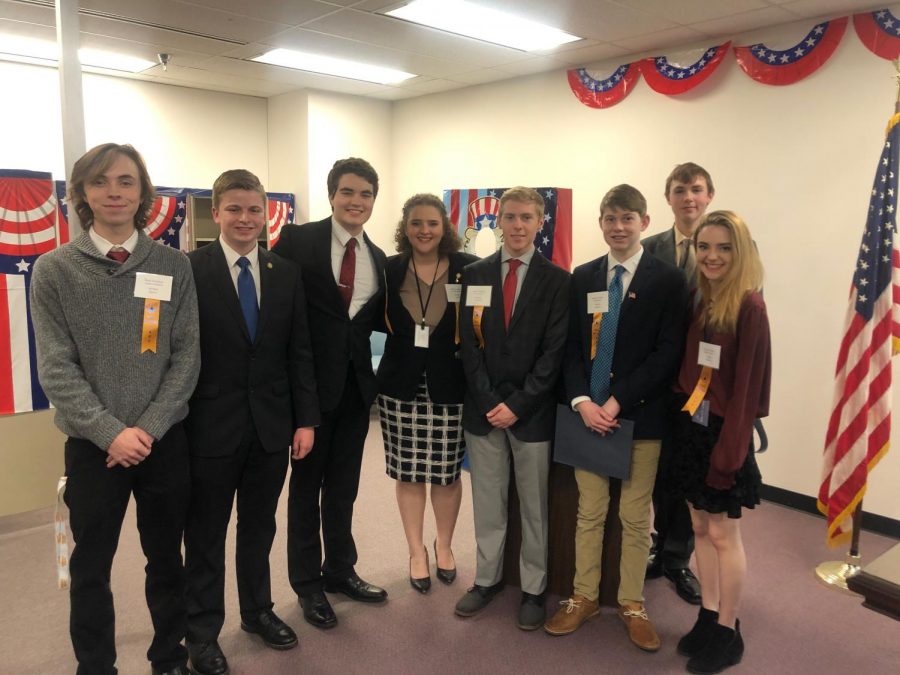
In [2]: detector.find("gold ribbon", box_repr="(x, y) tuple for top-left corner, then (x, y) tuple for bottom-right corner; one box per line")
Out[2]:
(454, 272), (462, 345)
(383, 269), (393, 335)
(55, 476), (70, 590)
(141, 299), (160, 353)
(681, 366), (712, 416)
(590, 312), (602, 359)
(473, 306), (485, 349)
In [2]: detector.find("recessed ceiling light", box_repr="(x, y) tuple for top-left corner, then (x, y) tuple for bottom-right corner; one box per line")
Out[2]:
(386, 0), (581, 51)
(253, 48), (416, 85)
(0, 34), (155, 72)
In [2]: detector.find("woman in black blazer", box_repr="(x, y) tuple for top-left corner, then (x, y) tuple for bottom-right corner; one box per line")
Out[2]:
(376, 193), (476, 594)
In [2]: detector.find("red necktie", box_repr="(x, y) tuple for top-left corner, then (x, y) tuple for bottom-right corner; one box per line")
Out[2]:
(339, 238), (357, 310)
(503, 258), (522, 329)
(106, 248), (130, 264)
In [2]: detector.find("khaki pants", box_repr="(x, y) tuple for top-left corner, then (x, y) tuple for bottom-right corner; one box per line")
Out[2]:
(572, 439), (661, 605)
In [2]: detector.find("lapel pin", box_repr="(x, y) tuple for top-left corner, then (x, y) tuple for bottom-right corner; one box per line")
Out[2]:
(267, 262), (273, 269)
(628, 291), (636, 299)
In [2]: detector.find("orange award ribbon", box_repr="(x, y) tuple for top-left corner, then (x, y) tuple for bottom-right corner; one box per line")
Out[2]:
(383, 269), (393, 335)
(590, 312), (602, 359)
(681, 366), (713, 416)
(454, 272), (462, 345)
(141, 298), (160, 353)
(473, 306), (485, 349)
(55, 476), (70, 590)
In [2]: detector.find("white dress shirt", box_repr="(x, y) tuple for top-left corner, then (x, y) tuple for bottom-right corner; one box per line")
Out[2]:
(331, 218), (376, 319)
(220, 239), (261, 306)
(89, 227), (139, 255)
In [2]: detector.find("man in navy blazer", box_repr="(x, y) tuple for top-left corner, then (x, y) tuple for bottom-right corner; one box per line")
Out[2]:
(544, 185), (687, 652)
(454, 187), (570, 631)
(184, 170), (320, 675)
(641, 162), (715, 605)
(272, 158), (388, 629)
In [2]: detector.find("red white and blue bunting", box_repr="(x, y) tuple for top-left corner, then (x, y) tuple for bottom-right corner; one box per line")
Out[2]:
(566, 63), (640, 108)
(640, 42), (730, 95)
(734, 18), (847, 86)
(854, 9), (900, 60)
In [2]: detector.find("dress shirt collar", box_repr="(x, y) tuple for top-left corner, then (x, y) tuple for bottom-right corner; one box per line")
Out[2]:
(89, 227), (139, 255)
(501, 245), (536, 267)
(608, 245), (643, 276)
(331, 217), (365, 249)
(220, 238), (259, 269)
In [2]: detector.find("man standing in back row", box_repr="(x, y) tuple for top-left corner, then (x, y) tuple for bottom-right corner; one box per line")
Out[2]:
(641, 162), (715, 605)
(273, 158), (388, 629)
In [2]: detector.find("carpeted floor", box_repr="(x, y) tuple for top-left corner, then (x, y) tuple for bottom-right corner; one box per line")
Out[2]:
(1, 418), (897, 674)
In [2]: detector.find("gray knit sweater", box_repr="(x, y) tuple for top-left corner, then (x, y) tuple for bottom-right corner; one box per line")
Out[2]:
(30, 230), (200, 450)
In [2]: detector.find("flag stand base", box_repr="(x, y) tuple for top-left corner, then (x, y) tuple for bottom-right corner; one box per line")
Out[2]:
(815, 554), (862, 596)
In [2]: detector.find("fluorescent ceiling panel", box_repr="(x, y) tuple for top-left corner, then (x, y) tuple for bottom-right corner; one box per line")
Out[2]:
(386, 0), (582, 51)
(253, 48), (416, 84)
(0, 34), (155, 72)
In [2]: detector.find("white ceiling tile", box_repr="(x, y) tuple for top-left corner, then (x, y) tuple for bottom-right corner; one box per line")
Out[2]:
(611, 25), (709, 54)
(550, 43), (632, 66)
(613, 0), (771, 25)
(0, 0), (54, 26)
(779, 0), (893, 19)
(448, 68), (520, 85)
(690, 5), (806, 37)
(175, 0), (340, 26)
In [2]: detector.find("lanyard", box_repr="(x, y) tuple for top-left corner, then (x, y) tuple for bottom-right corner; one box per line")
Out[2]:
(410, 256), (440, 327)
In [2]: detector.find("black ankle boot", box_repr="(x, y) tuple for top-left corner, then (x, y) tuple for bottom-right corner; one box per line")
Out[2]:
(677, 606), (719, 657)
(687, 620), (743, 674)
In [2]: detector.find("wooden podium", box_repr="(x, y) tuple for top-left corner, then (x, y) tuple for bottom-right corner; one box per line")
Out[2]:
(846, 542), (900, 621)
(502, 461), (624, 606)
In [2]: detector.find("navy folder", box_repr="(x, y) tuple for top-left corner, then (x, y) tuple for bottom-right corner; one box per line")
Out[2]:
(553, 404), (634, 480)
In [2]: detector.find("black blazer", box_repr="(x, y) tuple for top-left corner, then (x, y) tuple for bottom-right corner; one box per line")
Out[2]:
(459, 250), (570, 442)
(377, 251), (478, 404)
(185, 240), (320, 457)
(564, 252), (688, 440)
(272, 217), (387, 412)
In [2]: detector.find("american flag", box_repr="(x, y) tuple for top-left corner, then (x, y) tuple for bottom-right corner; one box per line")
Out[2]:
(819, 113), (900, 546)
(0, 170), (56, 415)
(444, 187), (572, 270)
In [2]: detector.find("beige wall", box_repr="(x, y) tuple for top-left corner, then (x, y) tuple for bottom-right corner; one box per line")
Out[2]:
(0, 412), (66, 515)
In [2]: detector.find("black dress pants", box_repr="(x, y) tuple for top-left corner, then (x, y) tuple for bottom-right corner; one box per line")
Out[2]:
(652, 397), (695, 569)
(184, 421), (288, 642)
(64, 423), (189, 675)
(287, 369), (370, 595)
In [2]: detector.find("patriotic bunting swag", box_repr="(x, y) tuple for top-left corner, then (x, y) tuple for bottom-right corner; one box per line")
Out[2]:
(147, 187), (190, 250)
(819, 113), (900, 546)
(566, 64), (640, 109)
(265, 192), (295, 248)
(640, 42), (730, 95)
(444, 187), (572, 271)
(854, 9), (900, 61)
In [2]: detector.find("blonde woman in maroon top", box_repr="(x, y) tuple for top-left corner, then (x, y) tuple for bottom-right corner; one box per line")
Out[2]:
(671, 210), (771, 675)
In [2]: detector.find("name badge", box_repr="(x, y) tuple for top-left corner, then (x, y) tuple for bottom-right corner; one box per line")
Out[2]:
(134, 273), (172, 302)
(697, 342), (721, 370)
(414, 324), (430, 349)
(445, 284), (462, 303)
(466, 285), (492, 307)
(586, 291), (609, 314)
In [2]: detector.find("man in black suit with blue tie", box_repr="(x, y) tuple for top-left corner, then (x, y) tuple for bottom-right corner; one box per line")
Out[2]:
(273, 158), (389, 629)
(184, 170), (320, 675)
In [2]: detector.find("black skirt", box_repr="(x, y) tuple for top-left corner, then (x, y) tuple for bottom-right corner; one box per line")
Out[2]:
(671, 404), (761, 519)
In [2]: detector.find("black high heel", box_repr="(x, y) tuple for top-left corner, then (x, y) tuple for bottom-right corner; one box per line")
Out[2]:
(409, 547), (431, 594)
(434, 539), (457, 585)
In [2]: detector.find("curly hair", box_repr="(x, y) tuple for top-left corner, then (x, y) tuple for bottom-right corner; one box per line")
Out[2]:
(393, 193), (461, 256)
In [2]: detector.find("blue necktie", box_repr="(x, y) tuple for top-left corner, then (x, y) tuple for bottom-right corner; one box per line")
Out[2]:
(236, 256), (258, 341)
(590, 264), (624, 404)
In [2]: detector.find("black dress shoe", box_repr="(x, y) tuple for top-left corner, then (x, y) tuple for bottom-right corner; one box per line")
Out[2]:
(300, 590), (338, 629)
(186, 640), (228, 675)
(324, 573), (388, 603)
(152, 667), (191, 675)
(241, 609), (298, 650)
(410, 547), (431, 594)
(665, 567), (702, 605)
(433, 539), (457, 585)
(646, 546), (664, 579)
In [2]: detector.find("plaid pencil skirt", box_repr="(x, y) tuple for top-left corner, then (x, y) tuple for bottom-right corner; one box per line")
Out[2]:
(377, 377), (465, 485)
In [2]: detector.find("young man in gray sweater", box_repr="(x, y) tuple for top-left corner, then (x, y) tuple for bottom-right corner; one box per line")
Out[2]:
(30, 143), (200, 675)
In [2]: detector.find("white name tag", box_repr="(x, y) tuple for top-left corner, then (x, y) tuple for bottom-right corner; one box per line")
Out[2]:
(586, 291), (609, 314)
(445, 284), (462, 303)
(414, 324), (430, 349)
(697, 341), (721, 369)
(134, 273), (172, 302)
(466, 285), (492, 307)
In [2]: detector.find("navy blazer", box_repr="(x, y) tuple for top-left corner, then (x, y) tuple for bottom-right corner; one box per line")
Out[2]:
(186, 239), (320, 456)
(377, 251), (478, 403)
(272, 217), (387, 412)
(564, 251), (688, 440)
(459, 250), (570, 442)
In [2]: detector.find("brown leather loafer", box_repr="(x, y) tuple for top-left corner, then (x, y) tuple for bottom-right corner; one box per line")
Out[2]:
(618, 603), (661, 652)
(544, 595), (600, 636)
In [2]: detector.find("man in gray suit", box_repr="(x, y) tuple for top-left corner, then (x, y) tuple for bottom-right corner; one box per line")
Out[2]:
(641, 162), (714, 605)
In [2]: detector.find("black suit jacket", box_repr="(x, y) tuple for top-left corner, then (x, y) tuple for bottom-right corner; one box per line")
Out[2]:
(272, 217), (387, 412)
(377, 252), (478, 404)
(459, 250), (570, 442)
(642, 228), (677, 266)
(564, 251), (688, 440)
(185, 240), (320, 457)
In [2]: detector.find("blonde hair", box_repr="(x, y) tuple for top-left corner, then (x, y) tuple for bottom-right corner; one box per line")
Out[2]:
(694, 210), (763, 334)
(499, 186), (544, 222)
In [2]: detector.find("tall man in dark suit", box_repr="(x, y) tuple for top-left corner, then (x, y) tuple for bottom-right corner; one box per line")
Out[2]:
(184, 170), (320, 675)
(641, 162), (714, 605)
(454, 187), (570, 631)
(272, 158), (388, 629)
(544, 185), (687, 652)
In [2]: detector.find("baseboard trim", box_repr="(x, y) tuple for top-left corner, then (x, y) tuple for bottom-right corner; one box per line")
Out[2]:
(761, 484), (900, 540)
